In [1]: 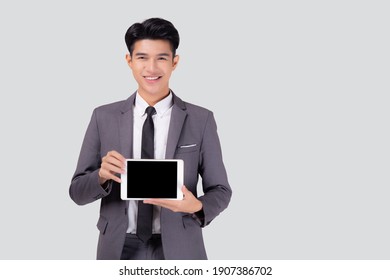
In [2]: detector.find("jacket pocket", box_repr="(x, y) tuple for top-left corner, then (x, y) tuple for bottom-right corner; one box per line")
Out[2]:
(96, 216), (108, 235)
(182, 214), (201, 229)
(176, 144), (199, 154)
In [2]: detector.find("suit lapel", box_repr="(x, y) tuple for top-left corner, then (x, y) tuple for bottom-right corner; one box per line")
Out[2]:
(119, 93), (136, 159)
(165, 93), (187, 159)
(118, 91), (187, 159)
(118, 93), (136, 209)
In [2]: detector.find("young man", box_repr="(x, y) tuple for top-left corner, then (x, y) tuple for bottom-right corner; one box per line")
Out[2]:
(69, 18), (232, 260)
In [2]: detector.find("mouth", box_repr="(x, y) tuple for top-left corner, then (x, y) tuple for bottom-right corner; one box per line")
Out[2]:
(144, 76), (162, 82)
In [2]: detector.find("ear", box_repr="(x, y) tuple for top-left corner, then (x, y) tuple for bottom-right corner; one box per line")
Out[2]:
(125, 53), (132, 68)
(172, 55), (180, 70)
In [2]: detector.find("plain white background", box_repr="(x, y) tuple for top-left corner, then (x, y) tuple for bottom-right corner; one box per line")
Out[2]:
(0, 0), (389, 259)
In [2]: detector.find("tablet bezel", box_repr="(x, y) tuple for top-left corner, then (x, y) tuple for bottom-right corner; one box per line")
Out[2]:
(120, 159), (184, 200)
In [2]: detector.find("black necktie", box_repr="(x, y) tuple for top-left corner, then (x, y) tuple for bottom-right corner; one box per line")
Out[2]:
(136, 106), (156, 242)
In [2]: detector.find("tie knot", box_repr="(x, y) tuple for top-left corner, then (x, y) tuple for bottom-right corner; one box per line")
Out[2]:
(145, 106), (156, 117)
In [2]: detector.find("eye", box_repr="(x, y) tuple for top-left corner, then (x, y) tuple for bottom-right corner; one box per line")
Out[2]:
(137, 56), (146, 60)
(158, 57), (168, 61)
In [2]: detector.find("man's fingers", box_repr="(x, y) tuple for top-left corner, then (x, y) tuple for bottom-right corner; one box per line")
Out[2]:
(103, 154), (126, 170)
(145, 199), (181, 212)
(145, 193), (200, 213)
(107, 151), (126, 165)
(101, 161), (125, 175)
(99, 168), (122, 183)
(181, 185), (191, 197)
(108, 173), (122, 184)
(99, 150), (126, 184)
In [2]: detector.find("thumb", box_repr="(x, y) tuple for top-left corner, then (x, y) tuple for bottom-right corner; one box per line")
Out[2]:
(181, 185), (191, 197)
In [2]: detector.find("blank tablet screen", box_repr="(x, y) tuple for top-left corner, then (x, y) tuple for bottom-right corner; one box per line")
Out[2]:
(126, 161), (177, 199)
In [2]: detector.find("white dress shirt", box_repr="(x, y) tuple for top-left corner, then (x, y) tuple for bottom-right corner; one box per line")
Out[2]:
(126, 92), (173, 234)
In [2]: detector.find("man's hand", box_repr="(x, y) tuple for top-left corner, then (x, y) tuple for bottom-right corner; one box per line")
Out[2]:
(98, 150), (126, 185)
(144, 185), (203, 214)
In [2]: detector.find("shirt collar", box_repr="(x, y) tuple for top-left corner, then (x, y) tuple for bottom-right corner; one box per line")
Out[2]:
(134, 91), (173, 117)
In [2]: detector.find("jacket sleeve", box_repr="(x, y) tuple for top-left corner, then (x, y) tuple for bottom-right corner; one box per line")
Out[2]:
(197, 112), (232, 226)
(69, 109), (112, 205)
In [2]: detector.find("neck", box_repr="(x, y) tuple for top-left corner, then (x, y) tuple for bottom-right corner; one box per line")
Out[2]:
(138, 89), (170, 106)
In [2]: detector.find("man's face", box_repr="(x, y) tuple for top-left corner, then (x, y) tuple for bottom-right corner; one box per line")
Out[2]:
(126, 39), (179, 102)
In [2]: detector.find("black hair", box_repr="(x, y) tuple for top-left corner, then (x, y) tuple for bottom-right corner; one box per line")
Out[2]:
(125, 18), (180, 57)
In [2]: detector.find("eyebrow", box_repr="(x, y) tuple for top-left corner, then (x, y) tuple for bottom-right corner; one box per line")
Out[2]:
(134, 52), (171, 57)
(157, 53), (171, 57)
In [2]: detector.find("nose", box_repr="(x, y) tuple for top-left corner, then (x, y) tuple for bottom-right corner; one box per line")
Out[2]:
(145, 59), (157, 73)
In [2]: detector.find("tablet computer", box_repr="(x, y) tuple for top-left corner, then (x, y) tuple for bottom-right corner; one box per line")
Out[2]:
(121, 159), (184, 200)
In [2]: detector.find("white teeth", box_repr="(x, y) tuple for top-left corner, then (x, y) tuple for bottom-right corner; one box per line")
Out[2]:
(145, 76), (159, 80)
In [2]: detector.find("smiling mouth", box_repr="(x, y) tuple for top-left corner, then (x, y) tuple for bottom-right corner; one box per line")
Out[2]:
(144, 76), (161, 81)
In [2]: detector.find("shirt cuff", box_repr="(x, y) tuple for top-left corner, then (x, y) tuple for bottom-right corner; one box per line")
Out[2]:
(101, 180), (112, 193)
(191, 208), (205, 227)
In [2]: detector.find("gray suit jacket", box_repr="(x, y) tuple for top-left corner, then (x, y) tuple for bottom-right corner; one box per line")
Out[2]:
(69, 92), (232, 259)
